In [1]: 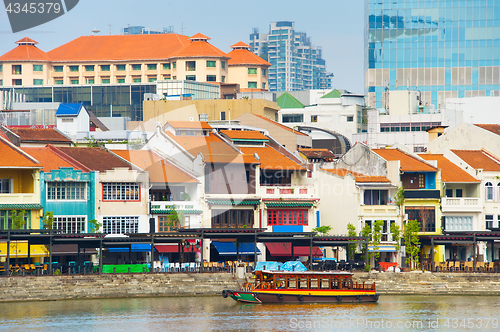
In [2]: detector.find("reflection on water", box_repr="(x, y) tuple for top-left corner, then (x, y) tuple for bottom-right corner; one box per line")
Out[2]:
(0, 295), (499, 331)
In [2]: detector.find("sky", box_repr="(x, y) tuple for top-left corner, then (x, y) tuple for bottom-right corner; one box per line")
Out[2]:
(0, 0), (365, 93)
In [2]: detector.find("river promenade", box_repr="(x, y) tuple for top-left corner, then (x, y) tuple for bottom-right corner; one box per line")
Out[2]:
(1, 271), (500, 302)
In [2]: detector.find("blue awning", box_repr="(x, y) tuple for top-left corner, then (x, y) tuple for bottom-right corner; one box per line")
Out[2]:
(368, 245), (397, 252)
(108, 244), (152, 253)
(212, 242), (261, 255)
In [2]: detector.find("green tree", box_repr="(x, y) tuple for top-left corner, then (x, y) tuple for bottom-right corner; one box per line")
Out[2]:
(84, 136), (105, 148)
(312, 225), (332, 236)
(394, 185), (405, 212)
(88, 219), (102, 233)
(347, 223), (357, 260)
(390, 222), (401, 251)
(10, 210), (27, 230)
(404, 219), (421, 269)
(371, 220), (384, 262)
(168, 205), (185, 229)
(41, 211), (54, 229)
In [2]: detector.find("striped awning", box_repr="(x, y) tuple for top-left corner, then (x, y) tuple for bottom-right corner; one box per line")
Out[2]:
(207, 199), (260, 206)
(151, 209), (203, 214)
(368, 245), (397, 252)
(0, 204), (43, 210)
(264, 201), (314, 207)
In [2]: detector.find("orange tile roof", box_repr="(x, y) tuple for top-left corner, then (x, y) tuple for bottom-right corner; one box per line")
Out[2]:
(165, 131), (257, 164)
(474, 124), (500, 136)
(298, 148), (336, 158)
(0, 44), (50, 61)
(419, 154), (480, 183)
(220, 130), (268, 140)
(189, 33), (210, 40)
(373, 148), (437, 172)
(54, 146), (132, 172)
(253, 114), (309, 137)
(16, 37), (38, 44)
(8, 127), (72, 143)
(322, 168), (390, 183)
(22, 147), (82, 172)
(166, 121), (212, 130)
(170, 35), (228, 58)
(0, 136), (40, 168)
(47, 34), (190, 62)
(451, 150), (500, 172)
(112, 150), (198, 184)
(240, 145), (305, 171)
(227, 43), (271, 66)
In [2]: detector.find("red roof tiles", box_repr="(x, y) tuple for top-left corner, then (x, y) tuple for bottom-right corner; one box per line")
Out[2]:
(240, 145), (305, 171)
(322, 168), (390, 183)
(474, 124), (500, 136)
(53, 146), (132, 172)
(451, 149), (500, 172)
(419, 154), (480, 183)
(228, 42), (271, 66)
(47, 34), (190, 62)
(0, 44), (50, 61)
(8, 127), (72, 143)
(22, 147), (82, 172)
(170, 34), (227, 59)
(373, 148), (437, 172)
(112, 150), (198, 184)
(0, 136), (40, 168)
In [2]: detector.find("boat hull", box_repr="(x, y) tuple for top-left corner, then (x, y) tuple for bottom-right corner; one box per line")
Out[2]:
(224, 289), (379, 304)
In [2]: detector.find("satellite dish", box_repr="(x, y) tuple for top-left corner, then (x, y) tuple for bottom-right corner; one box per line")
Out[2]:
(92, 29), (100, 36)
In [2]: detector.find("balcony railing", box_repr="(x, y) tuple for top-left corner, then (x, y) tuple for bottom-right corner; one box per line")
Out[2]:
(259, 185), (315, 198)
(0, 193), (38, 203)
(150, 201), (201, 213)
(404, 190), (440, 199)
(441, 197), (482, 212)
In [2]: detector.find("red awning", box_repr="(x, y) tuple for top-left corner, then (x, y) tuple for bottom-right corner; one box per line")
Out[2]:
(265, 242), (323, 257)
(154, 244), (199, 253)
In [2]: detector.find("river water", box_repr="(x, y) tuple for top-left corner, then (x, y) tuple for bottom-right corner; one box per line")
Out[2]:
(0, 295), (499, 331)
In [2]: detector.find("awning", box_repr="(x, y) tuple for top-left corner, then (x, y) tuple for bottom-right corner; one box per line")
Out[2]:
(207, 199), (260, 206)
(368, 245), (397, 252)
(265, 242), (323, 257)
(52, 244), (97, 255)
(108, 244), (152, 253)
(264, 201), (314, 207)
(151, 209), (203, 214)
(154, 244), (199, 253)
(0, 204), (43, 210)
(0, 242), (48, 257)
(212, 242), (261, 255)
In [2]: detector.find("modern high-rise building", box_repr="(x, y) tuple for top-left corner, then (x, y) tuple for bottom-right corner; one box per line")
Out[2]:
(365, 0), (500, 109)
(249, 21), (332, 91)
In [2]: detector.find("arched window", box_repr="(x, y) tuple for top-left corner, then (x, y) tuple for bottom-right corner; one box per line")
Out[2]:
(485, 182), (493, 201)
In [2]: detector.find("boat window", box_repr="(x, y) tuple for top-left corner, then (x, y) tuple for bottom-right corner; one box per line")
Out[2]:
(320, 278), (330, 289)
(286, 277), (297, 289)
(331, 279), (340, 289)
(309, 278), (319, 289)
(274, 277), (286, 289)
(298, 278), (308, 289)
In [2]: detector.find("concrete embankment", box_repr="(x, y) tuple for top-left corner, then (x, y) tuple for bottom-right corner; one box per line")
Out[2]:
(0, 272), (499, 302)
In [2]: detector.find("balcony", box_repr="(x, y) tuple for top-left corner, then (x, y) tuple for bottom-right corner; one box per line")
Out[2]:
(150, 201), (202, 214)
(0, 193), (39, 204)
(360, 205), (398, 217)
(441, 197), (482, 212)
(404, 190), (440, 199)
(259, 185), (315, 199)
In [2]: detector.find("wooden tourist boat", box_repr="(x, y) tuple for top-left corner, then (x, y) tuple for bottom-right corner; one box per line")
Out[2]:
(222, 270), (379, 304)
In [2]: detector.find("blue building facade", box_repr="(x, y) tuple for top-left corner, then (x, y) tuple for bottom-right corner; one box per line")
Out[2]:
(40, 168), (96, 233)
(365, 0), (500, 109)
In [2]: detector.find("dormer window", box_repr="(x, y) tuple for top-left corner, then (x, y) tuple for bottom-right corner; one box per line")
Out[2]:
(232, 140), (265, 146)
(175, 130), (208, 136)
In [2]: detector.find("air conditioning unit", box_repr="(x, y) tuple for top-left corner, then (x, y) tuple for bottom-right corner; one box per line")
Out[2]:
(189, 117), (194, 121)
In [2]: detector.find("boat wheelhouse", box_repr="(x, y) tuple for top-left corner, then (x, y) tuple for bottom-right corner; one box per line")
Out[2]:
(222, 270), (378, 304)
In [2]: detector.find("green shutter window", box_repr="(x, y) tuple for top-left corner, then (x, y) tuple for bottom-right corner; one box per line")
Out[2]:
(221, 61), (225, 69)
(69, 66), (79, 72)
(102, 78), (110, 84)
(262, 68), (266, 75)
(116, 64), (126, 71)
(33, 65), (43, 72)
(172, 62), (176, 69)
(133, 77), (141, 83)
(33, 79), (43, 85)
(147, 64), (157, 70)
(54, 66), (63, 72)
(206, 60), (216, 68)
(262, 82), (266, 89)
(117, 78), (125, 83)
(186, 75), (196, 81)
(206, 75), (216, 82)
(148, 77), (157, 82)
(163, 63), (171, 70)
(248, 68), (257, 75)
(100, 65), (110, 71)
(85, 65), (95, 72)
(54, 79), (63, 84)
(0, 79), (2, 86)
(132, 64), (142, 71)
(0, 65), (2, 72)
(70, 79), (79, 84)
(248, 82), (257, 88)
(86, 78), (95, 84)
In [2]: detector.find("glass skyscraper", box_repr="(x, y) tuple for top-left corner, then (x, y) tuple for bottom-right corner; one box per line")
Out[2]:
(365, 0), (500, 109)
